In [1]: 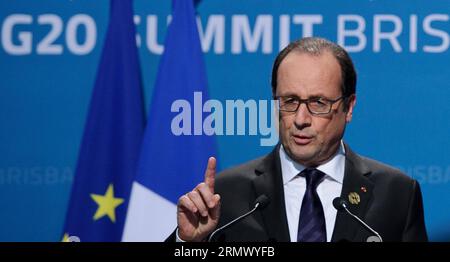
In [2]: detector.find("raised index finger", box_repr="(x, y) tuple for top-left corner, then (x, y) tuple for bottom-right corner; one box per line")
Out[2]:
(204, 157), (216, 193)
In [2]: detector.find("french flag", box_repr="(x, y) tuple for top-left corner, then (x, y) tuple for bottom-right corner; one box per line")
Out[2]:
(122, 0), (217, 241)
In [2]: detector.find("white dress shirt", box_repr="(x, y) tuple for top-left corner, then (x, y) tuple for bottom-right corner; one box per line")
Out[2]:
(280, 141), (345, 242)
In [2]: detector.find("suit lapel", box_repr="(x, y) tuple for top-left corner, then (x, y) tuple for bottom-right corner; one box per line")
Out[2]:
(331, 144), (374, 242)
(250, 144), (375, 242)
(252, 145), (291, 242)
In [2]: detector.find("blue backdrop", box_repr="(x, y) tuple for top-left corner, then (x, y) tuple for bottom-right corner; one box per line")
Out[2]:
(0, 0), (449, 241)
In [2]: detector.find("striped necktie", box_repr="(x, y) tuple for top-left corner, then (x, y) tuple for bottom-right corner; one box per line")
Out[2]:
(297, 168), (327, 242)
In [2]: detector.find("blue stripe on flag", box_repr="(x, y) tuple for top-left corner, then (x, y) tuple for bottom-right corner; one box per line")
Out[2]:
(134, 0), (217, 204)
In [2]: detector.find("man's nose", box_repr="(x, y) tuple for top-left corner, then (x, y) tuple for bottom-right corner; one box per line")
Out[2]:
(294, 103), (312, 129)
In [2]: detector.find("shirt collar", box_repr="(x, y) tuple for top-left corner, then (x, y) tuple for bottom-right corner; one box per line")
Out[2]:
(279, 141), (346, 185)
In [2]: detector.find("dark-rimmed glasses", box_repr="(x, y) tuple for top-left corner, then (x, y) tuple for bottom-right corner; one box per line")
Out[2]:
(275, 95), (345, 115)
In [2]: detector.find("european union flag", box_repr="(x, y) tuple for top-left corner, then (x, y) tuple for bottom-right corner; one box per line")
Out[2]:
(123, 0), (217, 241)
(63, 0), (144, 242)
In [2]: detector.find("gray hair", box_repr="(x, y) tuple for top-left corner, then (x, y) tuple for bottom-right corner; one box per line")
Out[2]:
(271, 37), (356, 110)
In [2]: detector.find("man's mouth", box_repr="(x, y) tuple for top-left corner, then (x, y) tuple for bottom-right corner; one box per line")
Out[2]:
(292, 134), (313, 145)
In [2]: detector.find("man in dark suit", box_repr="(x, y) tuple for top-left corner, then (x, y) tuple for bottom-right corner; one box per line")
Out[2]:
(172, 37), (428, 242)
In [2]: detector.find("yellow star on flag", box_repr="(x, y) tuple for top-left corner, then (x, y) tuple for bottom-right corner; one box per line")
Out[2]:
(90, 184), (124, 223)
(62, 233), (69, 242)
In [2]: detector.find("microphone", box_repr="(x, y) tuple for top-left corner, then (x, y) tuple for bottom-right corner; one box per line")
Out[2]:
(208, 194), (270, 242)
(332, 197), (383, 242)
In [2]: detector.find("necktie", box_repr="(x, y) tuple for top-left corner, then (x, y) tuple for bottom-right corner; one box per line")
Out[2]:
(297, 168), (327, 242)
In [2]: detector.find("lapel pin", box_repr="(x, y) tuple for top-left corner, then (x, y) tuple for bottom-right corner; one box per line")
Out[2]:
(360, 186), (367, 193)
(348, 192), (360, 205)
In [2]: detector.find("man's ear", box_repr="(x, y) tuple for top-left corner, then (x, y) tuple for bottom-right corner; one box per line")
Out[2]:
(345, 95), (356, 123)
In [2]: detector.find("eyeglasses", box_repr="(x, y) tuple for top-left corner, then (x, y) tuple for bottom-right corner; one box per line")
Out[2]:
(275, 95), (345, 115)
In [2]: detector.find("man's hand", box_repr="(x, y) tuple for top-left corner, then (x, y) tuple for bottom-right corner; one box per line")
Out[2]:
(177, 157), (221, 242)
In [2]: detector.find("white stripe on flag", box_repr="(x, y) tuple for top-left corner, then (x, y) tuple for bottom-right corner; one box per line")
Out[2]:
(122, 182), (177, 242)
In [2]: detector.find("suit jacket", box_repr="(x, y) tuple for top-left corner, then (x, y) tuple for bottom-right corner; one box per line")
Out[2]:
(169, 144), (428, 242)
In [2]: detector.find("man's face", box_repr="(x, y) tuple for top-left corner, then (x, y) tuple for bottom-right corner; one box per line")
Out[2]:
(276, 51), (356, 166)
